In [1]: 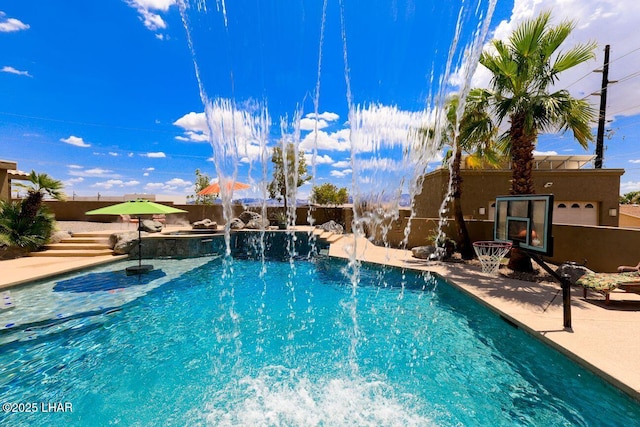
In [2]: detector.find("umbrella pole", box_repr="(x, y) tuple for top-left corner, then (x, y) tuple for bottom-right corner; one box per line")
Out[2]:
(137, 215), (142, 268)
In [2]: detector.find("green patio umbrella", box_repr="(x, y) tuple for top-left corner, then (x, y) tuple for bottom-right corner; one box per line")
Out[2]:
(86, 200), (187, 275)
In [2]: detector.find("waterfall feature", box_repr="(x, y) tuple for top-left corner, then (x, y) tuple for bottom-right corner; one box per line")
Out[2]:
(178, 0), (497, 383)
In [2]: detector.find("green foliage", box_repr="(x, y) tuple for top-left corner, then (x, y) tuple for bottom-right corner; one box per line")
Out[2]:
(16, 170), (65, 221)
(310, 183), (349, 206)
(187, 169), (215, 205)
(478, 11), (597, 195)
(620, 191), (640, 205)
(268, 143), (311, 209)
(0, 199), (55, 251)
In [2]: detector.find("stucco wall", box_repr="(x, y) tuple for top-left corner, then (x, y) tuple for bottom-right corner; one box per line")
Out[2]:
(42, 201), (353, 229)
(414, 168), (623, 226)
(41, 201), (639, 272)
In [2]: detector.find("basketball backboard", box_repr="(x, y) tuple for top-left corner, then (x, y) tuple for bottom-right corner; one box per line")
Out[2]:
(493, 194), (554, 257)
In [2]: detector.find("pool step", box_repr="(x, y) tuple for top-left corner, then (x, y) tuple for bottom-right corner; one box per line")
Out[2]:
(30, 234), (113, 257)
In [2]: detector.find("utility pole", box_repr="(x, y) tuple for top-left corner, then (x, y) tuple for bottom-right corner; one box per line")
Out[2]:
(595, 45), (611, 169)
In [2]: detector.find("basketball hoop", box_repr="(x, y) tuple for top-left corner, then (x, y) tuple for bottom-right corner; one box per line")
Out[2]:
(473, 241), (512, 275)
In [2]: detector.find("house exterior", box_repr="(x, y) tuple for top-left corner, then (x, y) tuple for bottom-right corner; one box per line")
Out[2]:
(0, 160), (32, 201)
(413, 155), (624, 227)
(0, 159), (18, 201)
(619, 205), (640, 228)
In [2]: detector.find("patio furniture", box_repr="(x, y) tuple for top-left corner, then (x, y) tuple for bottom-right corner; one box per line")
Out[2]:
(576, 271), (640, 304)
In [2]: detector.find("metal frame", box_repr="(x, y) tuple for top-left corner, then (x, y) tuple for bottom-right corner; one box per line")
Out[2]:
(494, 194), (554, 257)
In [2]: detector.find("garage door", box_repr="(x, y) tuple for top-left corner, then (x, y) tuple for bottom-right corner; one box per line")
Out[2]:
(553, 202), (598, 226)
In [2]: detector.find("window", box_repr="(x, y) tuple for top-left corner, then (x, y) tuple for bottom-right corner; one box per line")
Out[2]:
(585, 203), (594, 208)
(571, 203), (580, 208)
(558, 203), (566, 208)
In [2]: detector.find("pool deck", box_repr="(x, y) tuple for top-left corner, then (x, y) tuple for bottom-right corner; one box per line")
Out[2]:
(1, 226), (639, 402)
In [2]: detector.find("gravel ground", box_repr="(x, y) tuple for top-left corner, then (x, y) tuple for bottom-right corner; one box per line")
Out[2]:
(55, 221), (129, 233)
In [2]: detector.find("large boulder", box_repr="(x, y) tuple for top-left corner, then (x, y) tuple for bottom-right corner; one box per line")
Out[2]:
(140, 219), (163, 233)
(229, 218), (245, 230)
(318, 220), (344, 234)
(192, 219), (218, 230)
(49, 230), (72, 244)
(109, 231), (140, 255)
(239, 211), (262, 224)
(245, 218), (271, 230)
(411, 245), (437, 260)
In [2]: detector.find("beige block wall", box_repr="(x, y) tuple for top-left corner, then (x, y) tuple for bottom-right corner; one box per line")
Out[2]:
(414, 168), (624, 226)
(42, 201), (639, 272)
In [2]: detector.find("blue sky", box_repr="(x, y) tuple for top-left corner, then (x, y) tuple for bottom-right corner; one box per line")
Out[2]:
(2, 0), (640, 203)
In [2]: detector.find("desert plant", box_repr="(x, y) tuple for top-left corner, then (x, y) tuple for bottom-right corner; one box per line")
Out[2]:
(0, 199), (56, 251)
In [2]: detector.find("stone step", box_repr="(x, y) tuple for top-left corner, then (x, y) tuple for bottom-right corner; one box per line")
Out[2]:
(61, 237), (109, 244)
(44, 243), (111, 251)
(71, 232), (118, 238)
(29, 249), (114, 257)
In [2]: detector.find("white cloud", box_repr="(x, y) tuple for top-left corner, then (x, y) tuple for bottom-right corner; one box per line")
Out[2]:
(620, 181), (640, 194)
(108, 152), (118, 156)
(330, 169), (352, 178)
(533, 150), (559, 156)
(304, 153), (333, 165)
(145, 167), (155, 171)
(332, 160), (351, 168)
(67, 164), (83, 169)
(126, 0), (175, 32)
(299, 118), (329, 131)
(0, 12), (29, 32)
(300, 129), (351, 152)
(143, 152), (166, 158)
(173, 112), (208, 139)
(468, 0), (640, 119)
(144, 177), (193, 192)
(305, 111), (340, 122)
(629, 160), (640, 164)
(92, 179), (140, 190)
(64, 177), (84, 185)
(61, 135), (90, 148)
(165, 178), (191, 186)
(68, 168), (120, 179)
(1, 66), (31, 77)
(174, 100), (266, 164)
(143, 173), (150, 177)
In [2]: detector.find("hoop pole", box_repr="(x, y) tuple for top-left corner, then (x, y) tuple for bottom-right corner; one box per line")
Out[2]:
(529, 252), (572, 330)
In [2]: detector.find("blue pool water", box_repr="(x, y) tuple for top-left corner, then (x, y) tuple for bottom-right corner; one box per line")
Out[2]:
(1, 255), (639, 426)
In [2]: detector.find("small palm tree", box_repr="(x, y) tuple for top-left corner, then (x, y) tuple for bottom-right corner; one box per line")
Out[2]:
(16, 171), (65, 221)
(0, 200), (55, 252)
(478, 11), (597, 270)
(418, 89), (500, 259)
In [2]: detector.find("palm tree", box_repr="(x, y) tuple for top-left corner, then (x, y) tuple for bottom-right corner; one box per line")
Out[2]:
(478, 11), (597, 270)
(0, 199), (55, 252)
(419, 89), (499, 259)
(16, 170), (65, 221)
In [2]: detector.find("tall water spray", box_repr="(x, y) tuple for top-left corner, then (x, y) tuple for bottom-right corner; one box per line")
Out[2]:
(178, 0), (496, 381)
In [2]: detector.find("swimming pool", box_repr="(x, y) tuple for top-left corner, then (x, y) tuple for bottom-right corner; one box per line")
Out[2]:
(1, 254), (639, 426)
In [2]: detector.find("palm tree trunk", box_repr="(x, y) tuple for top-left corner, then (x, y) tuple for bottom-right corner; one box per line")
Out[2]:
(19, 191), (43, 222)
(509, 113), (536, 195)
(451, 145), (474, 259)
(507, 113), (536, 272)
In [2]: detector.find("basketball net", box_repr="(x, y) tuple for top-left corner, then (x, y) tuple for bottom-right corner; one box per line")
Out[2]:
(472, 241), (512, 275)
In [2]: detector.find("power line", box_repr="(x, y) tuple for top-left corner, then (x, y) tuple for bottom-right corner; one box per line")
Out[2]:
(0, 111), (180, 135)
